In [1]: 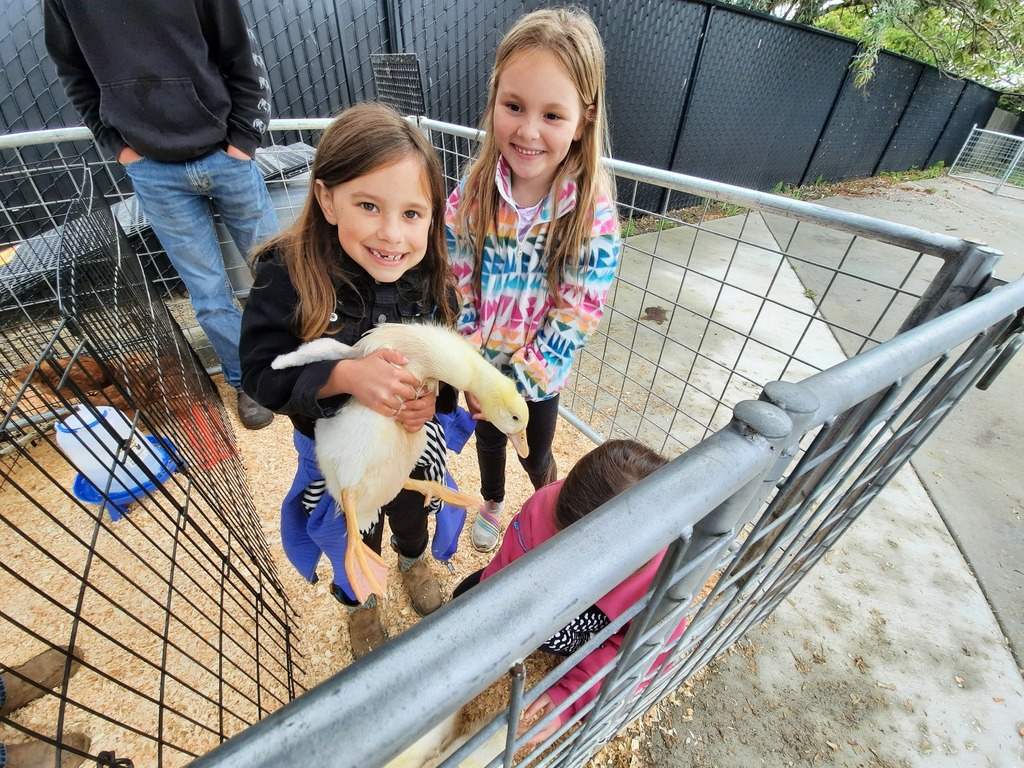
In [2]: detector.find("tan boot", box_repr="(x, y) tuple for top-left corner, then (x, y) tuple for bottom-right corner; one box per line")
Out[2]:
(402, 560), (443, 617)
(5, 732), (90, 768)
(1, 647), (83, 716)
(347, 595), (388, 660)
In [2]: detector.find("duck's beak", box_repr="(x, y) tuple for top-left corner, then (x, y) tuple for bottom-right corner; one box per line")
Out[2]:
(509, 430), (529, 458)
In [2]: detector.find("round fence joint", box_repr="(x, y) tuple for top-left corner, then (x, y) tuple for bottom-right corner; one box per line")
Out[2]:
(761, 380), (819, 417)
(732, 400), (793, 440)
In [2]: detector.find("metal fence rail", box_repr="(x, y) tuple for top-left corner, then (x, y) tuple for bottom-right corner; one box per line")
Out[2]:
(2, 120), (1021, 767)
(191, 274), (1024, 767)
(949, 125), (1024, 200)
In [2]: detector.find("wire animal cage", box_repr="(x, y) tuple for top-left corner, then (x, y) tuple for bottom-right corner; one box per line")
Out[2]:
(0, 164), (297, 767)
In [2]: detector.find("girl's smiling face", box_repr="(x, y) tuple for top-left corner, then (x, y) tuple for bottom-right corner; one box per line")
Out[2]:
(315, 156), (432, 282)
(492, 49), (586, 207)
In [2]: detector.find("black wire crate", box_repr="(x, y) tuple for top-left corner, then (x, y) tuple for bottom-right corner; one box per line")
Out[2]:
(0, 165), (297, 767)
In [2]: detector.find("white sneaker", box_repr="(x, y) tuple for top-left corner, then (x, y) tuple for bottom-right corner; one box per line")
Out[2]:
(471, 500), (504, 552)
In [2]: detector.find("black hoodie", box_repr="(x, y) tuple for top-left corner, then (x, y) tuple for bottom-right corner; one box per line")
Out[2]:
(44, 0), (271, 162)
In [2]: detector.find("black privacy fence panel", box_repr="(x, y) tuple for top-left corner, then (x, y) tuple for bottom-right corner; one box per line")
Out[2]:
(0, 0), (76, 134)
(670, 8), (854, 202)
(247, 0), (353, 120)
(804, 51), (922, 184)
(401, 0), (535, 130)
(929, 82), (1001, 168)
(0, 0), (111, 188)
(596, 0), (704, 170)
(245, 0), (389, 119)
(877, 67), (966, 174)
(0, 0), (1003, 198)
(593, 0), (706, 212)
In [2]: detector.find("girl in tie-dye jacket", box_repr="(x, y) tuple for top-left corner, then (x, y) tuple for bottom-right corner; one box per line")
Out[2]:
(446, 7), (622, 553)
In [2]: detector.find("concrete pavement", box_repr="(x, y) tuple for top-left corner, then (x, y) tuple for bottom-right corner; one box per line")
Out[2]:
(648, 175), (1024, 767)
(822, 175), (1024, 668)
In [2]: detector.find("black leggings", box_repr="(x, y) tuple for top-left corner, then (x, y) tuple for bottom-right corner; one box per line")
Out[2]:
(362, 461), (430, 560)
(475, 394), (560, 503)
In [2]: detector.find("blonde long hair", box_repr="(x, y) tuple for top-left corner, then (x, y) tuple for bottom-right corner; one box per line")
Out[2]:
(253, 102), (454, 340)
(452, 7), (615, 303)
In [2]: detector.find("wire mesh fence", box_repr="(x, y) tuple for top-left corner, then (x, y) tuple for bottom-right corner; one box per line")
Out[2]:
(949, 125), (1024, 200)
(192, 271), (1024, 768)
(2, 118), (1021, 767)
(0, 165), (297, 767)
(0, 131), (315, 374)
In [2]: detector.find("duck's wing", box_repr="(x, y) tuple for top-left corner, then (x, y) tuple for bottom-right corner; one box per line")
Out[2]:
(272, 338), (358, 369)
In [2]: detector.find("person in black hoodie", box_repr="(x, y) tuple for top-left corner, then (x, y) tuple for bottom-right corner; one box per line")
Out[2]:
(44, 0), (278, 430)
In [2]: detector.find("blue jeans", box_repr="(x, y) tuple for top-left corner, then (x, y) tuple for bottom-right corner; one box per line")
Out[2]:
(125, 151), (279, 387)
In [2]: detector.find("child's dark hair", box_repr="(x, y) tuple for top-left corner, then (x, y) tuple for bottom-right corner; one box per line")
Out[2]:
(555, 439), (667, 531)
(254, 102), (453, 340)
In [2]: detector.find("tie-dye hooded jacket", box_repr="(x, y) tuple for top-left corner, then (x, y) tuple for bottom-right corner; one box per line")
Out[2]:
(445, 157), (621, 401)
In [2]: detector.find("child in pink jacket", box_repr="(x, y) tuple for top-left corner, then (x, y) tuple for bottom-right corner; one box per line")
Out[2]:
(454, 439), (685, 744)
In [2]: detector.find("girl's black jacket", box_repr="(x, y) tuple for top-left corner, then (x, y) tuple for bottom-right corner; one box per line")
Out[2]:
(240, 246), (457, 439)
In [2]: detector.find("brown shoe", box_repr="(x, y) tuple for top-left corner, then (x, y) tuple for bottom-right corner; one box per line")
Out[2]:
(1, 646), (84, 716)
(402, 560), (443, 617)
(5, 732), (90, 768)
(348, 596), (387, 660)
(236, 390), (273, 430)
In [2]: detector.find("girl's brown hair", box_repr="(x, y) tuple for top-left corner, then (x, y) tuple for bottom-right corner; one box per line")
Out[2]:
(452, 6), (615, 303)
(555, 440), (667, 531)
(253, 102), (454, 340)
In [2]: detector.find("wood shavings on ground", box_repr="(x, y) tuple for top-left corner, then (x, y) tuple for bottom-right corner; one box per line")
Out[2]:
(1, 376), (692, 767)
(228, 380), (686, 767)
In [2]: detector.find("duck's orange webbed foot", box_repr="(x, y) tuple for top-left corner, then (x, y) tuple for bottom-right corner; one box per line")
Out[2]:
(341, 489), (389, 603)
(403, 478), (481, 510)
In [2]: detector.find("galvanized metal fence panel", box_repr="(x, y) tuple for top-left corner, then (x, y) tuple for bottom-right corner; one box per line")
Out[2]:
(950, 125), (1024, 200)
(2, 118), (1021, 767)
(190, 261), (1024, 767)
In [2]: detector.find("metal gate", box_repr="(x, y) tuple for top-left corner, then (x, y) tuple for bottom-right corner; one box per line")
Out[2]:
(193, 120), (1023, 767)
(950, 125), (1024, 200)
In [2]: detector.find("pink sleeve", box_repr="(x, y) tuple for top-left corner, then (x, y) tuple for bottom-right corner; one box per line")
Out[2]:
(544, 631), (625, 721)
(480, 483), (562, 580)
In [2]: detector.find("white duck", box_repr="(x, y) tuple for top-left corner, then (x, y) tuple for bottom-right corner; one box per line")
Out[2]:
(272, 322), (529, 603)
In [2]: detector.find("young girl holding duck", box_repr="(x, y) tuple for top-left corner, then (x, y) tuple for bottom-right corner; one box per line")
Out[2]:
(240, 103), (457, 659)
(446, 7), (622, 552)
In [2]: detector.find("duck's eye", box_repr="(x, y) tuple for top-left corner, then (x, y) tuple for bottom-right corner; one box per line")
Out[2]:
(512, 415), (520, 422)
